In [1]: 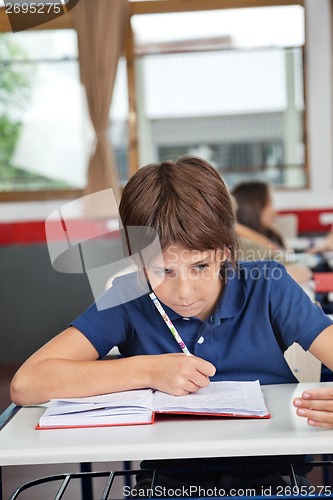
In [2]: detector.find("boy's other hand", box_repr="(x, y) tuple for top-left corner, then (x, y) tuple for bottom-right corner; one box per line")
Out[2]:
(293, 386), (333, 428)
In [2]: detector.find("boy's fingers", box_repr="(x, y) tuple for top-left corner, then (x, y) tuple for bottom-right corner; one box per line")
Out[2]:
(300, 409), (333, 427)
(294, 386), (333, 427)
(307, 419), (333, 429)
(301, 388), (333, 400)
(294, 397), (333, 412)
(187, 355), (216, 377)
(198, 359), (216, 377)
(293, 388), (333, 412)
(190, 372), (211, 389)
(296, 406), (333, 421)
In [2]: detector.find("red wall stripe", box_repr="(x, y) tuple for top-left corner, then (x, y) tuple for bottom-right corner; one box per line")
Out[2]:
(0, 220), (120, 245)
(279, 208), (333, 234)
(1, 209), (332, 245)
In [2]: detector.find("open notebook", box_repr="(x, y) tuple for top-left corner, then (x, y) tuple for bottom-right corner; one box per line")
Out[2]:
(36, 380), (270, 429)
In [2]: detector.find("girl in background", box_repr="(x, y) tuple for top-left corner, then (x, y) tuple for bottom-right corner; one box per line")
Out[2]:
(232, 180), (333, 254)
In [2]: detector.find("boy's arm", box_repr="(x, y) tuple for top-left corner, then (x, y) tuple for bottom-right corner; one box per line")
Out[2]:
(293, 324), (333, 428)
(10, 327), (215, 406)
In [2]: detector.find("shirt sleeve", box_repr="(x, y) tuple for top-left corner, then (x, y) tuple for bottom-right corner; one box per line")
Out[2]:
(268, 262), (333, 350)
(71, 286), (130, 358)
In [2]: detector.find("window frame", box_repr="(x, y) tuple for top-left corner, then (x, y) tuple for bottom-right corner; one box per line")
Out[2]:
(0, 7), (83, 202)
(127, 0), (308, 192)
(0, 0), (307, 201)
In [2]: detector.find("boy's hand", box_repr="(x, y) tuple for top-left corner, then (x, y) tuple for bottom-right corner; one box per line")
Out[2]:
(148, 353), (216, 396)
(293, 387), (333, 428)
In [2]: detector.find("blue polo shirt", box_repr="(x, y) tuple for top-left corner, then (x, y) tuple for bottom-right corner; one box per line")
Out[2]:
(71, 260), (332, 385)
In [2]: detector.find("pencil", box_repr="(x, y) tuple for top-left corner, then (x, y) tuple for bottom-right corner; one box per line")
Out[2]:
(149, 292), (191, 356)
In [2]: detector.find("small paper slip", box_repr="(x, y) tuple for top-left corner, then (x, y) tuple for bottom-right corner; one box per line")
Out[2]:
(36, 380), (270, 430)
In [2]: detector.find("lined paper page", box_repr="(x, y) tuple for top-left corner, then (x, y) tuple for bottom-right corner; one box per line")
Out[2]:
(153, 380), (268, 416)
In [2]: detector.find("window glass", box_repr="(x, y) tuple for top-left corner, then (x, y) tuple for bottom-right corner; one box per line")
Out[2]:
(0, 29), (88, 192)
(0, 4), (306, 194)
(131, 5), (306, 188)
(109, 57), (129, 187)
(132, 6), (304, 48)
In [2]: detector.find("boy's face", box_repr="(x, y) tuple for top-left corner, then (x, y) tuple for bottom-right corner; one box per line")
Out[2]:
(146, 244), (227, 321)
(260, 192), (276, 229)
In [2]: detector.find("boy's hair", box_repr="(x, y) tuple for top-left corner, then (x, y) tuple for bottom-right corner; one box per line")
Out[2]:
(119, 155), (238, 264)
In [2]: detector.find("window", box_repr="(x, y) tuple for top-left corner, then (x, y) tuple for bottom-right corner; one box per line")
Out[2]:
(0, 1), (307, 199)
(0, 29), (87, 194)
(130, 4), (306, 189)
(109, 57), (129, 187)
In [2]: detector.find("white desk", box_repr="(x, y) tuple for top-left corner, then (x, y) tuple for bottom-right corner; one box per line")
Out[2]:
(1, 383), (333, 468)
(286, 237), (327, 253)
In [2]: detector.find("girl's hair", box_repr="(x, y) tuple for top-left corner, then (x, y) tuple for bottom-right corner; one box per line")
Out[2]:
(119, 155), (238, 264)
(231, 181), (285, 248)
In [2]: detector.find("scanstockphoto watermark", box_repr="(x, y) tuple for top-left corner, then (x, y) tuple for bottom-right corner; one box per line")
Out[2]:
(45, 189), (164, 311)
(124, 484), (333, 498)
(236, 247), (296, 264)
(123, 485), (258, 498)
(3, 0), (79, 32)
(223, 262), (284, 282)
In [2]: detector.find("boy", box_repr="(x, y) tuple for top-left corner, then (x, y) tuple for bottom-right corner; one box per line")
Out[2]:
(10, 155), (333, 493)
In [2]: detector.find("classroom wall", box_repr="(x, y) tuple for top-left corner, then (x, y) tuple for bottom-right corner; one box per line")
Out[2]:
(275, 0), (333, 211)
(0, 242), (94, 362)
(0, 229), (125, 362)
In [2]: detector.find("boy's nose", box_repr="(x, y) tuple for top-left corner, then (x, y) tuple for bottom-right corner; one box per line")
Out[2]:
(176, 276), (194, 300)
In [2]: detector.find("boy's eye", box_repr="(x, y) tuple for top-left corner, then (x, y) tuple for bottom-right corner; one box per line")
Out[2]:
(195, 264), (209, 271)
(154, 268), (172, 276)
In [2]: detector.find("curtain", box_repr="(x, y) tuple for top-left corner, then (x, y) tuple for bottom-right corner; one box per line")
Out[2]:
(74, 0), (128, 216)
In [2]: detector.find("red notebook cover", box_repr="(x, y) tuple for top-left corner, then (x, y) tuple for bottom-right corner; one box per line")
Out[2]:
(35, 410), (271, 430)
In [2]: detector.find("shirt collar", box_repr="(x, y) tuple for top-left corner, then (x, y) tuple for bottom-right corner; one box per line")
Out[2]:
(160, 302), (184, 321)
(216, 264), (247, 319)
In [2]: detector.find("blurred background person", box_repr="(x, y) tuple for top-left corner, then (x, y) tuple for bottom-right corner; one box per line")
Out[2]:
(232, 181), (333, 254)
(231, 182), (312, 285)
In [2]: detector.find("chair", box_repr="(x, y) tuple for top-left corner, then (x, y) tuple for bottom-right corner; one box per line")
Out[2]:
(7, 468), (138, 500)
(273, 214), (298, 241)
(105, 263), (137, 289)
(284, 343), (321, 383)
(8, 460), (333, 499)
